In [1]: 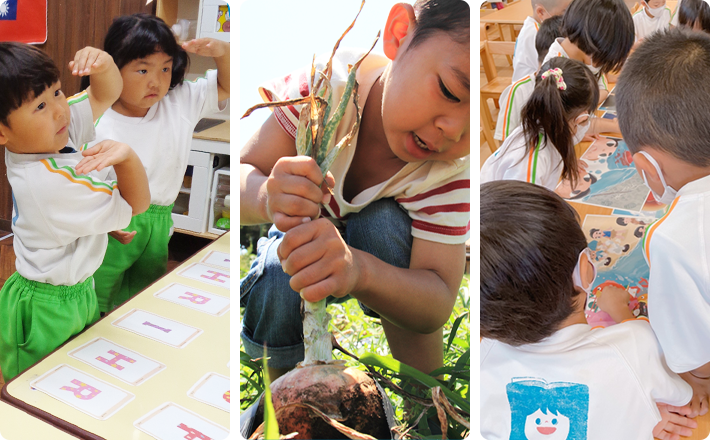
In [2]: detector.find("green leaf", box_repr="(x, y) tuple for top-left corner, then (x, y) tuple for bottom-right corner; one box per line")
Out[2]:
(240, 373), (264, 394)
(454, 349), (470, 372)
(262, 346), (280, 440)
(428, 366), (469, 377)
(240, 351), (262, 372)
(446, 312), (468, 353)
(359, 352), (470, 413)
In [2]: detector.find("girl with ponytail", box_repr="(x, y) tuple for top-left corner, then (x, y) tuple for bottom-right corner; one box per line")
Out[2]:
(481, 56), (598, 190)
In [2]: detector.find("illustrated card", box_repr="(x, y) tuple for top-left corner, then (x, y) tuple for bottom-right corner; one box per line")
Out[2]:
(598, 88), (616, 114)
(177, 263), (230, 289)
(112, 309), (203, 348)
(187, 372), (230, 412)
(68, 337), (166, 386)
(200, 250), (231, 270)
(154, 283), (230, 316)
(29, 364), (134, 420)
(134, 402), (230, 440)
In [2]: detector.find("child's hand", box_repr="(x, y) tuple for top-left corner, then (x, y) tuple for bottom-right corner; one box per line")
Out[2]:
(181, 38), (229, 58)
(266, 156), (334, 232)
(69, 46), (114, 77)
(278, 217), (360, 302)
(75, 140), (133, 174)
(653, 403), (697, 440)
(109, 230), (136, 245)
(679, 372), (710, 418)
(596, 285), (635, 323)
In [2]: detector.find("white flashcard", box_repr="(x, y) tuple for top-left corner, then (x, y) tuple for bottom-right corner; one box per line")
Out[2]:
(68, 337), (166, 386)
(200, 250), (231, 270)
(29, 364), (134, 420)
(112, 309), (203, 349)
(154, 283), (230, 316)
(177, 263), (230, 289)
(187, 372), (230, 413)
(134, 401), (229, 440)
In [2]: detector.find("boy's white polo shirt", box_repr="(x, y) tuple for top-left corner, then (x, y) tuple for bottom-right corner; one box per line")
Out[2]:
(512, 16), (540, 83)
(494, 74), (535, 141)
(643, 174), (710, 373)
(670, 0), (681, 26)
(481, 321), (692, 439)
(633, 7), (672, 41)
(543, 38), (609, 92)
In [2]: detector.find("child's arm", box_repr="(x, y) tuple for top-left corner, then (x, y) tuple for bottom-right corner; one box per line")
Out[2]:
(182, 38), (230, 102)
(590, 117), (621, 136)
(75, 140), (150, 216)
(69, 47), (122, 121)
(595, 285), (636, 323)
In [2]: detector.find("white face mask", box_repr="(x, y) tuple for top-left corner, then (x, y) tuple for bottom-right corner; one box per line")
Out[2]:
(572, 114), (591, 145)
(572, 248), (598, 295)
(638, 150), (678, 204)
(646, 2), (666, 17)
(586, 63), (601, 76)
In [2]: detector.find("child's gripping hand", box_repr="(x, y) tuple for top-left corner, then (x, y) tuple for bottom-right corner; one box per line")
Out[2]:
(69, 46), (114, 77)
(75, 140), (133, 175)
(653, 403), (697, 440)
(679, 371), (710, 418)
(266, 156), (334, 233)
(181, 38), (229, 58)
(109, 230), (137, 245)
(596, 285), (635, 323)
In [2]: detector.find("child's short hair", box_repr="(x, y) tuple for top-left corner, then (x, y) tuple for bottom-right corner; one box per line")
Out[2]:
(561, 0), (634, 74)
(409, 0), (469, 49)
(678, 0), (710, 33)
(0, 43), (59, 127)
(535, 15), (564, 65)
(481, 180), (588, 346)
(104, 13), (189, 89)
(617, 28), (710, 165)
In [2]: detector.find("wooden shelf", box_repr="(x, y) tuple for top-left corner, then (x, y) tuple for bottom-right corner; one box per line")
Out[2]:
(174, 228), (221, 240)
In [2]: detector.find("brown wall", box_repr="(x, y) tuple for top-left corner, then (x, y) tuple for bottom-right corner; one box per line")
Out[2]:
(0, 0), (156, 231)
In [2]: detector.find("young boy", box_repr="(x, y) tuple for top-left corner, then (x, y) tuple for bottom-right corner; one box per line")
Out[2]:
(511, 0), (571, 83)
(633, 0), (672, 42)
(0, 43), (150, 381)
(480, 180), (695, 439)
(240, 0), (469, 380)
(616, 27), (710, 418)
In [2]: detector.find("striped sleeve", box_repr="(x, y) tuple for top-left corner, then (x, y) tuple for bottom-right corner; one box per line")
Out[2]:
(495, 75), (534, 142)
(396, 168), (470, 245)
(642, 198), (679, 265)
(66, 94), (96, 149)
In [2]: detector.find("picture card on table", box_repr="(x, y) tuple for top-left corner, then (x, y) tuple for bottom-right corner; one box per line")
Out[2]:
(29, 364), (134, 420)
(200, 250), (231, 270)
(112, 309), (203, 349)
(177, 263), (230, 289)
(134, 402), (230, 440)
(68, 337), (166, 386)
(187, 372), (230, 412)
(154, 283), (230, 316)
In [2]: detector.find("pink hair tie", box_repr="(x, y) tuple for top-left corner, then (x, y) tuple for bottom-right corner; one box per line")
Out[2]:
(541, 68), (567, 91)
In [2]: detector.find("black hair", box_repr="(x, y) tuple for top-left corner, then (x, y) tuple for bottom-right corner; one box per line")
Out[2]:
(617, 28), (710, 165)
(409, 0), (469, 49)
(536, 15), (564, 65)
(481, 180), (588, 346)
(634, 225), (645, 238)
(521, 57), (598, 188)
(678, 0), (710, 33)
(561, 0), (634, 74)
(568, 172), (597, 199)
(0, 43), (60, 127)
(616, 217), (628, 226)
(603, 257), (612, 266)
(589, 228), (600, 238)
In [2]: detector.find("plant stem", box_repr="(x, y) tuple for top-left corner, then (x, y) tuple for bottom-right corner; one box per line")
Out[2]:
(302, 298), (333, 364)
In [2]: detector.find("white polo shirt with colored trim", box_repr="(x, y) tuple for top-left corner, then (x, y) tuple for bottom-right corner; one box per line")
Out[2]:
(633, 7), (672, 41)
(642, 175), (710, 373)
(671, 0), (681, 26)
(543, 38), (609, 92)
(481, 320), (692, 440)
(512, 16), (540, 83)
(495, 74), (535, 142)
(481, 126), (563, 191)
(6, 94), (133, 286)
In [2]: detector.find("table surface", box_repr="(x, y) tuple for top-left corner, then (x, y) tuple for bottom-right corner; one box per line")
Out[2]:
(0, 399), (78, 439)
(192, 120), (229, 143)
(1, 233), (231, 440)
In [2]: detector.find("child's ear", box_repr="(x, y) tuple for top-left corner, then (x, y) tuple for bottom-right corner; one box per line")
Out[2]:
(383, 3), (416, 60)
(534, 4), (548, 21)
(632, 151), (661, 185)
(0, 124), (9, 146)
(579, 252), (594, 291)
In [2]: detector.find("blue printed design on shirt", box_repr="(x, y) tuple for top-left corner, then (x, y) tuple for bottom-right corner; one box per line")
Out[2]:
(0, 0), (18, 20)
(11, 191), (18, 225)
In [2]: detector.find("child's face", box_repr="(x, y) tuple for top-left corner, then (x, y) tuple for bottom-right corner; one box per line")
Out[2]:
(644, 0), (666, 9)
(381, 33), (470, 163)
(115, 51), (173, 117)
(0, 81), (70, 154)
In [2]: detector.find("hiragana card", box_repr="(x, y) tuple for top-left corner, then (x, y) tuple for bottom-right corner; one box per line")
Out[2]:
(29, 364), (134, 420)
(200, 250), (231, 270)
(112, 309), (203, 349)
(68, 337), (166, 386)
(187, 372), (230, 412)
(154, 283), (230, 316)
(134, 402), (229, 440)
(177, 263), (230, 289)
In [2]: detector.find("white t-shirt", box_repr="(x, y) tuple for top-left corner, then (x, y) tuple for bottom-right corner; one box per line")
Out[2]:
(6, 95), (133, 286)
(512, 17), (540, 83)
(633, 7), (672, 41)
(481, 321), (692, 440)
(481, 126), (563, 191)
(671, 0), (682, 26)
(259, 49), (470, 245)
(494, 74), (535, 141)
(643, 174), (710, 373)
(87, 70), (226, 206)
(544, 38), (609, 92)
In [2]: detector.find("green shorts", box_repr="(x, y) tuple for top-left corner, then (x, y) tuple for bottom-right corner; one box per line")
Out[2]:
(94, 204), (173, 312)
(0, 272), (98, 382)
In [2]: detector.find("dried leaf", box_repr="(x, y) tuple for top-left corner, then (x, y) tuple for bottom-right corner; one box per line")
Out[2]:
(241, 96), (322, 119)
(276, 402), (378, 440)
(249, 422), (264, 440)
(431, 387), (449, 440)
(433, 386), (470, 430)
(321, 0), (366, 82)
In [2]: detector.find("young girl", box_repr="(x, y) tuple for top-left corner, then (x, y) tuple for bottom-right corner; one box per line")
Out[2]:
(85, 14), (229, 313)
(481, 57), (597, 191)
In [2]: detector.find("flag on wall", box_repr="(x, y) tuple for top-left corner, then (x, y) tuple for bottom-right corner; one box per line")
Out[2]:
(0, 0), (47, 44)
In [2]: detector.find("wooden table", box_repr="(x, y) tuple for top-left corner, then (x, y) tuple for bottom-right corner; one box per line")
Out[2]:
(1, 233), (231, 439)
(0, 400), (78, 439)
